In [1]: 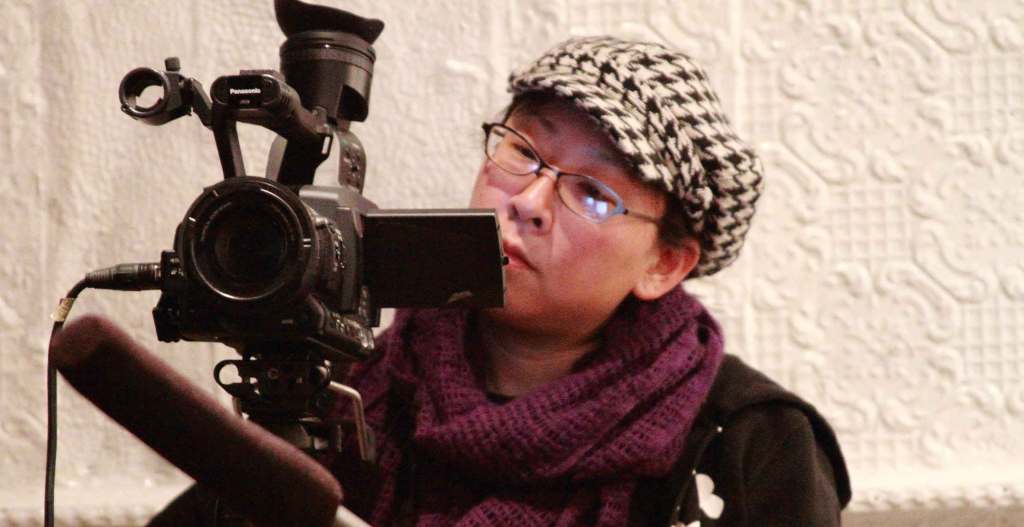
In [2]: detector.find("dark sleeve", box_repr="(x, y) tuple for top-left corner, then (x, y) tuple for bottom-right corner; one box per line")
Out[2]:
(145, 484), (219, 527)
(706, 405), (842, 527)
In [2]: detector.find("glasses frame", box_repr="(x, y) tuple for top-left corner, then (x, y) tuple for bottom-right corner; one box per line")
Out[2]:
(481, 122), (660, 224)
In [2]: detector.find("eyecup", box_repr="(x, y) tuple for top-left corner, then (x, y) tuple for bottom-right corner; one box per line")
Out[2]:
(274, 0), (384, 44)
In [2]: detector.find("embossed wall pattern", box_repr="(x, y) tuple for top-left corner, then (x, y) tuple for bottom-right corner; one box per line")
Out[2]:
(2, 0), (1022, 525)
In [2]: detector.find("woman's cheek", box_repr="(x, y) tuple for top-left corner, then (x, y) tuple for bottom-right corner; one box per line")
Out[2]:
(549, 225), (602, 274)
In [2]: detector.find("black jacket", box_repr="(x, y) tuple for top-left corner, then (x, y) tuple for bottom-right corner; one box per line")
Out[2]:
(633, 354), (852, 526)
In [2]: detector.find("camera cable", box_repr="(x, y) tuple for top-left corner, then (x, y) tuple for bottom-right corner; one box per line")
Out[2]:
(45, 264), (160, 527)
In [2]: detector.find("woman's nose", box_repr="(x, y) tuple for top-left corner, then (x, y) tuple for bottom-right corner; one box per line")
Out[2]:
(507, 170), (557, 231)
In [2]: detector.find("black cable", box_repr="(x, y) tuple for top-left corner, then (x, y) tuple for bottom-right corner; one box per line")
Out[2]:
(44, 264), (160, 526)
(45, 279), (86, 527)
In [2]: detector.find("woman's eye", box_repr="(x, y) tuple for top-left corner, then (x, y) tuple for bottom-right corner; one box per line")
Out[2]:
(579, 181), (610, 200)
(511, 142), (537, 161)
(565, 177), (617, 218)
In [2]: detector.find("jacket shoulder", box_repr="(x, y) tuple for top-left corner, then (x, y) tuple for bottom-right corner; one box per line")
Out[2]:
(699, 355), (852, 505)
(638, 355), (852, 526)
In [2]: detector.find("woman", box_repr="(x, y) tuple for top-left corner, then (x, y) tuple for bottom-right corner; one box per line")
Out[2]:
(331, 37), (850, 526)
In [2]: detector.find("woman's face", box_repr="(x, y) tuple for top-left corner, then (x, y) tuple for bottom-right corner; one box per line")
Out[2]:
(469, 99), (668, 337)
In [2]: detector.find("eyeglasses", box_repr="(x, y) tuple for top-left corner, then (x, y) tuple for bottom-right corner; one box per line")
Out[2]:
(482, 123), (660, 224)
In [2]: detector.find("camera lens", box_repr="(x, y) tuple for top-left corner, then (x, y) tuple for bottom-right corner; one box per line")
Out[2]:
(196, 198), (296, 301)
(210, 206), (288, 284)
(181, 177), (319, 309)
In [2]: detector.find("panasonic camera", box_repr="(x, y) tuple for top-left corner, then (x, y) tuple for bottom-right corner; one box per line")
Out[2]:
(118, 0), (505, 366)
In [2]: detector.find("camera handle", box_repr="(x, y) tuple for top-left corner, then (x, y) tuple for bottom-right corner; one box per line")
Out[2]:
(120, 59), (336, 183)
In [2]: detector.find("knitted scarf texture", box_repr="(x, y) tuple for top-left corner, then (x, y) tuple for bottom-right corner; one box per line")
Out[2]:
(334, 287), (724, 526)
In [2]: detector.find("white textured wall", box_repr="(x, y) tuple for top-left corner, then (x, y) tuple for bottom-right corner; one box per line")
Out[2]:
(3, 0), (1023, 525)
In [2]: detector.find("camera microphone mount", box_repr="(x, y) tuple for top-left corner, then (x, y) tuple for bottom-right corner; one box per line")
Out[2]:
(120, 61), (335, 183)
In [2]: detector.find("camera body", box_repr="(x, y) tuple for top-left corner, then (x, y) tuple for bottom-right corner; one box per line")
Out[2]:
(154, 177), (375, 362)
(153, 176), (505, 363)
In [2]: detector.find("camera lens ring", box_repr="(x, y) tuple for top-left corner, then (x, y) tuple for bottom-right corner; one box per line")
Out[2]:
(179, 177), (318, 308)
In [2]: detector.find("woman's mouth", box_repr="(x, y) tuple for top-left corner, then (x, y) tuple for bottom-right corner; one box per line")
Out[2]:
(502, 242), (533, 269)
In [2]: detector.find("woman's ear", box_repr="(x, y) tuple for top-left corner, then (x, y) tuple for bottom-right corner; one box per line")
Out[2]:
(632, 237), (701, 301)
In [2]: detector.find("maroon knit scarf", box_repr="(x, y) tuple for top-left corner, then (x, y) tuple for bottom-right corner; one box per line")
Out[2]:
(333, 287), (724, 526)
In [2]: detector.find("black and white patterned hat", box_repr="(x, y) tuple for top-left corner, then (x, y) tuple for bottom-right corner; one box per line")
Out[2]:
(508, 36), (764, 277)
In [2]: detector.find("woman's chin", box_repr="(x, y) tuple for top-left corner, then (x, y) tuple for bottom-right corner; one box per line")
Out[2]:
(480, 301), (549, 334)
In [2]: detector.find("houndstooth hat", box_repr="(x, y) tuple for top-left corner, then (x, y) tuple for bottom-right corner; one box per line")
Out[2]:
(508, 36), (764, 277)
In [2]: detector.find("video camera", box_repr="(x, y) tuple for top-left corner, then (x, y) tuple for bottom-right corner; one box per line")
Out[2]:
(44, 2), (504, 525)
(116, 0), (504, 367)
(98, 0), (507, 458)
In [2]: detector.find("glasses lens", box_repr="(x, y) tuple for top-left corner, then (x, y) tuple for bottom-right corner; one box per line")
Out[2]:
(559, 174), (623, 222)
(486, 125), (540, 175)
